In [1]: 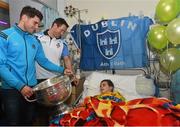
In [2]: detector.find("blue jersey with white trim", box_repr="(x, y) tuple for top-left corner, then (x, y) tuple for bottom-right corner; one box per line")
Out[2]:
(0, 25), (64, 90)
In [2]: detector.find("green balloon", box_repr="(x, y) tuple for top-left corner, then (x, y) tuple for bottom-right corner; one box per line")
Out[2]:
(178, 0), (180, 11)
(155, 0), (180, 23)
(147, 25), (169, 50)
(160, 48), (180, 73)
(166, 18), (180, 45)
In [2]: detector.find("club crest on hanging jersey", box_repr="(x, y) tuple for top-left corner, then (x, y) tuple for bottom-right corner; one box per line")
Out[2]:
(97, 29), (120, 59)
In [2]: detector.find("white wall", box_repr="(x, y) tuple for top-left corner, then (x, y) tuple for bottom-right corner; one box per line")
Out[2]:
(57, 0), (65, 18)
(9, 0), (58, 26)
(63, 0), (159, 27)
(40, 0), (57, 10)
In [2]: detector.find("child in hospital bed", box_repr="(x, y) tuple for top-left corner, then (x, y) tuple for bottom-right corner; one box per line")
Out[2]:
(76, 79), (126, 107)
(94, 79), (126, 102)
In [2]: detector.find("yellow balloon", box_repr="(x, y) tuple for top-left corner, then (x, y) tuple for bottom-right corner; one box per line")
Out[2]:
(155, 0), (180, 23)
(160, 48), (180, 73)
(166, 18), (180, 45)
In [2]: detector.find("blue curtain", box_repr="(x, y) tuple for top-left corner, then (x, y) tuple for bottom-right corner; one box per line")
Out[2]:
(41, 6), (60, 30)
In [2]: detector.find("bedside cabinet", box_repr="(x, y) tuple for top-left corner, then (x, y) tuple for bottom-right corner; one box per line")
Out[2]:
(65, 76), (85, 105)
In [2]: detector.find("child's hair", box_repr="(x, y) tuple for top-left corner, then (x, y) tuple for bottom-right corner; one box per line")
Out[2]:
(100, 79), (114, 92)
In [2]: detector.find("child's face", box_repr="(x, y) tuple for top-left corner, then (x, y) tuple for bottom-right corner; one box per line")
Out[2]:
(100, 81), (112, 94)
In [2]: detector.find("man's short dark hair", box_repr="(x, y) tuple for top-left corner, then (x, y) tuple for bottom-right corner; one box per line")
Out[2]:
(20, 6), (43, 21)
(52, 18), (69, 28)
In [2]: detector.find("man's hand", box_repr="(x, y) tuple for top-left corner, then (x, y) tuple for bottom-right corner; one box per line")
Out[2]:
(64, 69), (73, 76)
(71, 77), (79, 86)
(20, 86), (34, 98)
(64, 69), (79, 86)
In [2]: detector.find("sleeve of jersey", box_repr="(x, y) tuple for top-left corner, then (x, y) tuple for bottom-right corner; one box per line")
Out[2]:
(61, 41), (69, 57)
(35, 42), (64, 73)
(145, 17), (154, 33)
(0, 37), (25, 91)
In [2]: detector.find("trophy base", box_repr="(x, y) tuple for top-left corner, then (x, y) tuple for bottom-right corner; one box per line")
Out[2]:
(50, 103), (72, 119)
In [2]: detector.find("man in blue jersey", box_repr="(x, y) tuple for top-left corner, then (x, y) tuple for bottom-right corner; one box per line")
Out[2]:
(0, 6), (72, 125)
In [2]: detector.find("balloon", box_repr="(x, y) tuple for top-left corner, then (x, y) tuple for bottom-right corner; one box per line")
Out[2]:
(155, 0), (180, 23)
(166, 18), (180, 45)
(147, 25), (169, 50)
(160, 48), (180, 73)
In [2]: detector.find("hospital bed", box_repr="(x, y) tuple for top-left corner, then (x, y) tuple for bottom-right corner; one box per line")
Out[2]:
(70, 68), (157, 106)
(50, 69), (180, 126)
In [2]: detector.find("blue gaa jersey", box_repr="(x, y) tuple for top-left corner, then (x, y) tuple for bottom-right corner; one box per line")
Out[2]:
(71, 16), (153, 70)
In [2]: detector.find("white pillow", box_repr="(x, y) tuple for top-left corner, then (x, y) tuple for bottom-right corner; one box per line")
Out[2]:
(136, 75), (156, 96)
(82, 72), (153, 101)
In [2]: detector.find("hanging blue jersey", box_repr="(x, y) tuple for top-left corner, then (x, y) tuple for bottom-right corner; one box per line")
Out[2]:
(71, 16), (153, 70)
